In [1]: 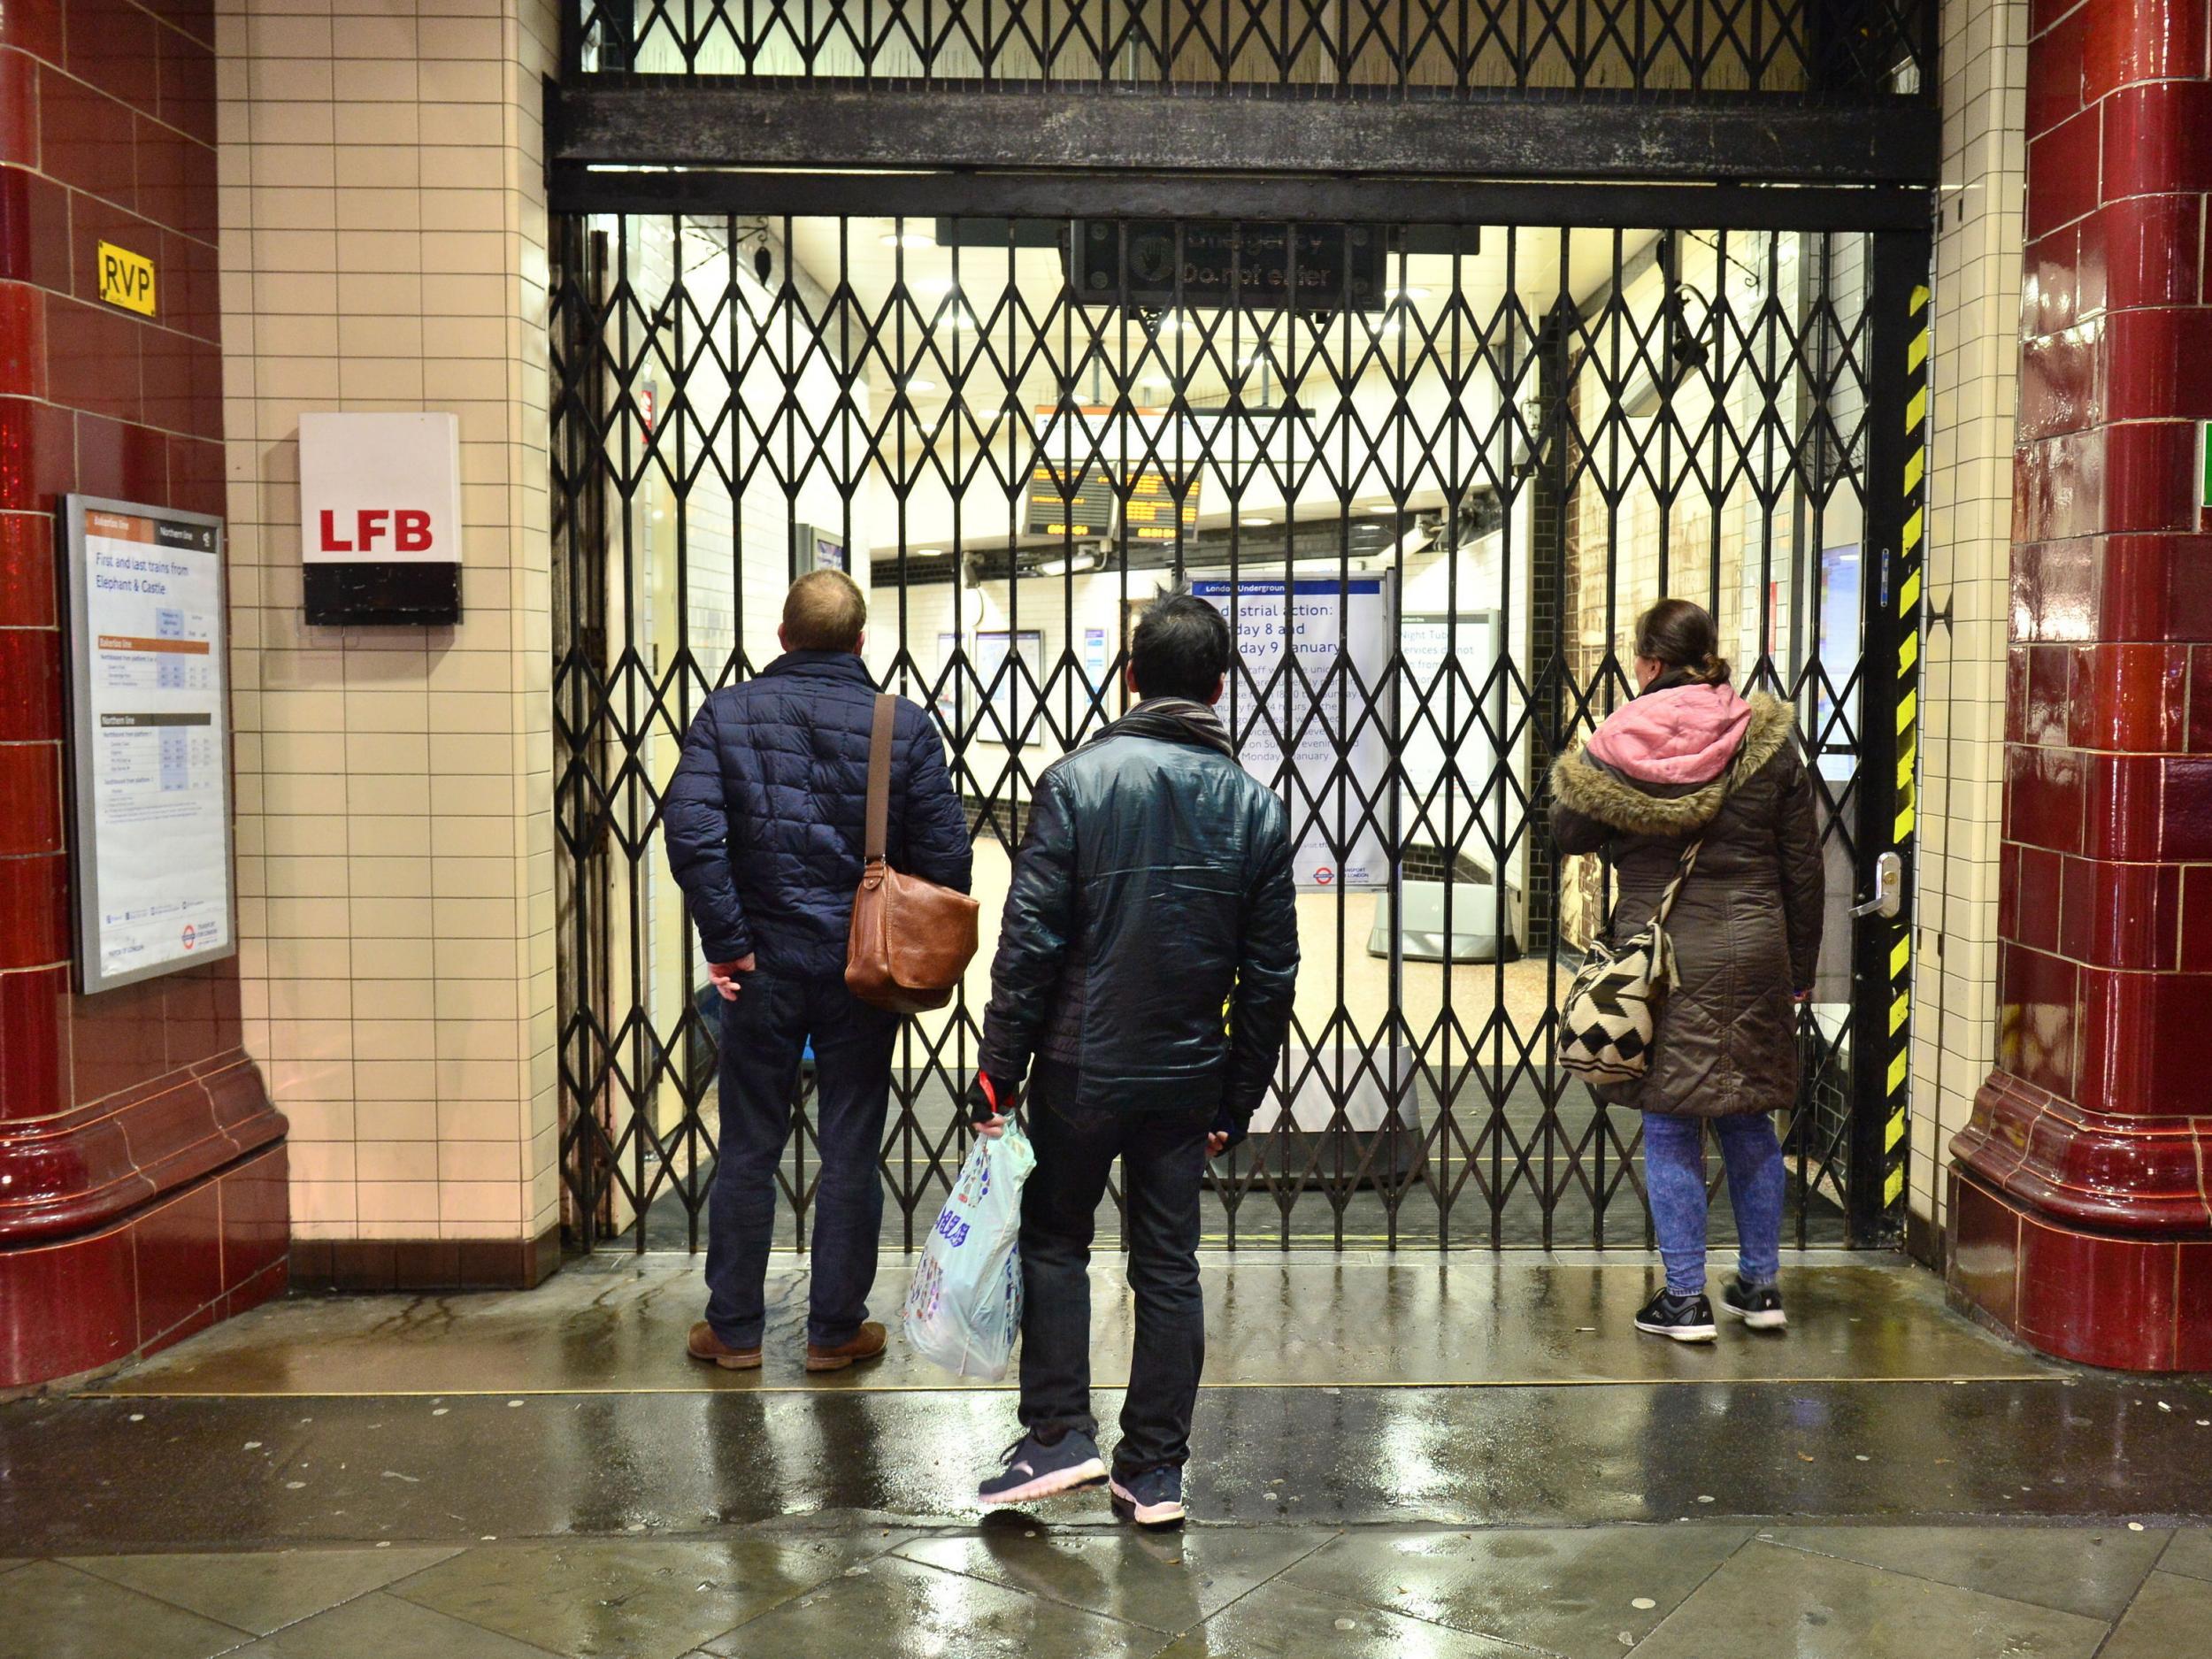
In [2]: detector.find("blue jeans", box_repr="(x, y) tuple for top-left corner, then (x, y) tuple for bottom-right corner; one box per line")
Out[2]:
(1641, 1111), (1784, 1295)
(705, 970), (900, 1348)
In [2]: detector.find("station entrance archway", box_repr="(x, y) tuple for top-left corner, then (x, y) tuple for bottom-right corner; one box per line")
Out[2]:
(549, 204), (1925, 1256)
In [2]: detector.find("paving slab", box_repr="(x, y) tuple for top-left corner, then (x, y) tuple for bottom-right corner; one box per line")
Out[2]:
(65, 1545), (462, 1636)
(2156, 1526), (2212, 1583)
(895, 1518), (1332, 1631)
(1155, 1575), (1534, 1658)
(0, 1560), (250, 1659)
(696, 1553), (1167, 1658)
(1632, 1540), (2108, 1659)
(390, 1533), (913, 1656)
(1281, 1523), (1750, 1658)
(90, 1256), (2049, 1397)
(223, 1589), (564, 1658)
(2097, 1568), (2212, 1659)
(1764, 1523), (2169, 1620)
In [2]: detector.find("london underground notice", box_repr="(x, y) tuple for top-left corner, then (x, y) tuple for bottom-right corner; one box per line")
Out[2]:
(63, 495), (236, 992)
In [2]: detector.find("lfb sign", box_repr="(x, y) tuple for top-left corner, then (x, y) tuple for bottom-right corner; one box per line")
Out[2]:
(299, 413), (463, 565)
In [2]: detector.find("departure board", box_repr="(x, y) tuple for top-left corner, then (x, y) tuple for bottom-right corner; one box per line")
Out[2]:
(1124, 469), (1201, 541)
(1025, 465), (1116, 537)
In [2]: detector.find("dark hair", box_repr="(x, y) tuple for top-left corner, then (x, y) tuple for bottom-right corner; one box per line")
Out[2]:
(782, 569), (867, 651)
(1634, 597), (1731, 687)
(1132, 590), (1232, 702)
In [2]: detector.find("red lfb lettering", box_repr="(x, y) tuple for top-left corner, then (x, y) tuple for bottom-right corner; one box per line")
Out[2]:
(396, 510), (432, 551)
(319, 509), (351, 552)
(357, 509), (389, 549)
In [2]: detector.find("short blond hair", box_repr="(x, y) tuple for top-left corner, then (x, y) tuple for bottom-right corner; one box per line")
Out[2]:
(782, 569), (866, 651)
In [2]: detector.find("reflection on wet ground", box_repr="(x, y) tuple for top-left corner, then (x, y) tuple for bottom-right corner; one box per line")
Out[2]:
(8, 1255), (2212, 1658)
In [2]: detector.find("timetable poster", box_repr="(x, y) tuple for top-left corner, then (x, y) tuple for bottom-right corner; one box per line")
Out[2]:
(65, 496), (236, 992)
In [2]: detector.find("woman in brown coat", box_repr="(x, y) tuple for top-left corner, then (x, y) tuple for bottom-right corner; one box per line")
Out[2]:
(1550, 600), (1825, 1340)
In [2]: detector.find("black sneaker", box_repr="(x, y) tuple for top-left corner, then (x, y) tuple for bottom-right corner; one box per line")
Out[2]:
(1722, 1277), (1787, 1331)
(1634, 1288), (1717, 1342)
(1108, 1464), (1186, 1527)
(977, 1431), (1107, 1507)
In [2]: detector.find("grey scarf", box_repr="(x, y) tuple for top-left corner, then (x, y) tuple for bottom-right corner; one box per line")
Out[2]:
(1091, 695), (1236, 759)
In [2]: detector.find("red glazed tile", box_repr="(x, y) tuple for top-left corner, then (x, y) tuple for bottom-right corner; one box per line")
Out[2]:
(37, 65), (134, 208)
(2192, 646), (2212, 751)
(0, 742), (59, 856)
(2007, 742), (2087, 853)
(65, 195), (160, 307)
(2079, 965), (2212, 1115)
(2032, 0), (2088, 45)
(2025, 642), (2072, 743)
(2104, 419), (2198, 533)
(0, 961), (68, 1122)
(2082, 751), (2164, 859)
(2099, 194), (2202, 311)
(2024, 227), (2080, 337)
(2006, 644), (2030, 735)
(1947, 1171), (2022, 1332)
(2065, 641), (2189, 751)
(155, 33), (213, 147)
(132, 1178), (223, 1347)
(64, 0), (160, 118)
(140, 320), (194, 432)
(2105, 534), (2212, 641)
(163, 964), (221, 1065)
(219, 1144), (290, 1287)
(2162, 756), (2212, 858)
(2017, 1215), (2177, 1369)
(1997, 941), (2080, 1095)
(156, 227), (216, 344)
(2017, 323), (2104, 440)
(2028, 106), (2102, 240)
(2013, 429), (2104, 544)
(2175, 1242), (2212, 1371)
(2060, 854), (2180, 968)
(73, 411), (166, 501)
(0, 1224), (136, 1388)
(166, 431), (219, 514)
(0, 395), (77, 510)
(0, 164), (73, 290)
(2084, 0), (2208, 97)
(0, 850), (66, 970)
(2184, 864), (2212, 971)
(1997, 841), (2023, 941)
(0, 0), (63, 58)
(2105, 307), (2212, 421)
(0, 511), (53, 625)
(68, 973), (168, 1105)
(2101, 80), (2212, 202)
(0, 47), (37, 168)
(0, 279), (43, 397)
(2016, 845), (2065, 952)
(2027, 5), (2088, 140)
(44, 292), (142, 422)
(0, 626), (61, 742)
(140, 0), (213, 48)
(130, 111), (190, 235)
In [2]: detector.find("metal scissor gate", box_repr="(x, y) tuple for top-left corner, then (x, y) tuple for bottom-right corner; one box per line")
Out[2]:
(549, 193), (1927, 1254)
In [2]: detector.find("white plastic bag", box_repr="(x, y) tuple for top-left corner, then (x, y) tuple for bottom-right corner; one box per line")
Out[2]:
(902, 1120), (1034, 1379)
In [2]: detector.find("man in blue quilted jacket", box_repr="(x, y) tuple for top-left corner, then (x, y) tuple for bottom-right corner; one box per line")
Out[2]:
(664, 570), (972, 1374)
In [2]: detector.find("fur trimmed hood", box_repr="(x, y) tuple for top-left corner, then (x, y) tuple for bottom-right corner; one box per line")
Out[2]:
(1549, 692), (1795, 837)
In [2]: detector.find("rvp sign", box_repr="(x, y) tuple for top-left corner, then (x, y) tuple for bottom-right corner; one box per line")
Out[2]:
(298, 412), (463, 567)
(97, 242), (156, 316)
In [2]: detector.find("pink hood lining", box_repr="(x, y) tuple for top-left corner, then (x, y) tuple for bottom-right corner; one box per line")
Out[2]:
(1585, 682), (1754, 787)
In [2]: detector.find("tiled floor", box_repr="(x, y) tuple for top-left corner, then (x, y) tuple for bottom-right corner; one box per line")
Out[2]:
(5, 1525), (2211, 1659)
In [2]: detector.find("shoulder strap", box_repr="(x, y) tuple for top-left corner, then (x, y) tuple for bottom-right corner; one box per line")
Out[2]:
(1651, 734), (1752, 928)
(865, 693), (895, 864)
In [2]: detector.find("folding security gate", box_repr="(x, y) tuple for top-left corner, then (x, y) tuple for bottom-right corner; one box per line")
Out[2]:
(550, 206), (1924, 1254)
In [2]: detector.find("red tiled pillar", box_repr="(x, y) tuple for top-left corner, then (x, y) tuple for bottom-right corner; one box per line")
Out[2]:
(1949, 0), (2212, 1370)
(0, 0), (287, 1390)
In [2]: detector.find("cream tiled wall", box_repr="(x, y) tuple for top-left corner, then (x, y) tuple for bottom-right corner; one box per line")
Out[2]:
(1911, 0), (2025, 1239)
(217, 0), (561, 1241)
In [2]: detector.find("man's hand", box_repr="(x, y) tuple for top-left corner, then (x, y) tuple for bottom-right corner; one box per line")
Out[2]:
(1206, 1131), (1231, 1158)
(707, 955), (757, 1002)
(968, 1071), (1019, 1138)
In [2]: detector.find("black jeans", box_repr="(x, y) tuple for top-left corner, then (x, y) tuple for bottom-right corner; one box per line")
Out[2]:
(705, 970), (899, 1348)
(1018, 1063), (1215, 1478)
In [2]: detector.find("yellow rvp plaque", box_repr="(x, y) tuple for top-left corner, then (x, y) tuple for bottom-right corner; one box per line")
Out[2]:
(97, 242), (156, 316)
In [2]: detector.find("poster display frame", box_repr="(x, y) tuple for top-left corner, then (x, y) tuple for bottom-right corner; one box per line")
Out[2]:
(60, 493), (239, 995)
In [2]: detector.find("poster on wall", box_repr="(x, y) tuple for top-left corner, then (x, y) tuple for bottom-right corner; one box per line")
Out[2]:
(1399, 610), (1506, 847)
(936, 629), (1044, 738)
(1191, 575), (1394, 890)
(61, 495), (237, 993)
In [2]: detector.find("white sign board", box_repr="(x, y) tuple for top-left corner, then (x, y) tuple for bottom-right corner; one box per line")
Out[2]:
(1400, 611), (1503, 844)
(1193, 575), (1394, 890)
(64, 496), (236, 993)
(300, 411), (463, 564)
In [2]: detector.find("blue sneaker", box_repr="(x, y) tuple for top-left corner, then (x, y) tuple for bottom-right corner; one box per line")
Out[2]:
(977, 1431), (1107, 1507)
(1109, 1465), (1186, 1526)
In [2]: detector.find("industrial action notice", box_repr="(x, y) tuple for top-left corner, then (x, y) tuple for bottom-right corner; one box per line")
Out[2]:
(68, 502), (234, 990)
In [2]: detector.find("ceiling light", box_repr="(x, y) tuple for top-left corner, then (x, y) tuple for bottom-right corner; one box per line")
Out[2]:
(910, 275), (955, 296)
(1386, 286), (1432, 301)
(912, 548), (947, 557)
(880, 229), (936, 250)
(902, 377), (938, 394)
(1037, 551), (1100, 577)
(1240, 515), (1274, 526)
(1777, 242), (1799, 265)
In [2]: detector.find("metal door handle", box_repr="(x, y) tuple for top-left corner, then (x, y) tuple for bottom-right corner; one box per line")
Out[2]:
(1850, 850), (1902, 920)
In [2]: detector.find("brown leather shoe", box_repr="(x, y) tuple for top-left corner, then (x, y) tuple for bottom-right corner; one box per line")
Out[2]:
(687, 1320), (761, 1371)
(805, 1320), (888, 1372)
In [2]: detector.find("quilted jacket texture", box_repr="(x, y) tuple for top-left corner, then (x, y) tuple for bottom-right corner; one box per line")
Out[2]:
(979, 699), (1300, 1133)
(1548, 682), (1825, 1120)
(664, 650), (973, 978)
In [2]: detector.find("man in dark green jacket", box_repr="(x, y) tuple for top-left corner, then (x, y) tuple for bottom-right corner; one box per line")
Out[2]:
(971, 591), (1299, 1526)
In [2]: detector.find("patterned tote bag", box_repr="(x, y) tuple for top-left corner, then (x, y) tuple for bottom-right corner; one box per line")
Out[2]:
(1556, 835), (1707, 1085)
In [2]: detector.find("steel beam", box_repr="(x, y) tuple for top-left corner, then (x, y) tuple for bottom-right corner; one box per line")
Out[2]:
(547, 82), (1941, 193)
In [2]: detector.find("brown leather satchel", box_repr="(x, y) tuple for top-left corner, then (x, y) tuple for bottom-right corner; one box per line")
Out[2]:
(844, 693), (979, 1014)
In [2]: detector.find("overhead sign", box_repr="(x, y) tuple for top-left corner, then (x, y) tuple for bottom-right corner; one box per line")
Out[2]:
(1193, 575), (1394, 890)
(1123, 467), (1201, 541)
(1071, 221), (1387, 314)
(1025, 463), (1116, 538)
(97, 242), (156, 315)
(301, 411), (463, 564)
(62, 495), (236, 993)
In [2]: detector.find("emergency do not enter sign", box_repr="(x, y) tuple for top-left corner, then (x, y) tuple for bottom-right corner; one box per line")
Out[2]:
(97, 242), (156, 316)
(299, 412), (464, 566)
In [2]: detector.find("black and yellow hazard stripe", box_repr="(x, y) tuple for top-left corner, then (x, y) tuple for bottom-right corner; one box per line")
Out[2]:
(1882, 283), (1929, 1217)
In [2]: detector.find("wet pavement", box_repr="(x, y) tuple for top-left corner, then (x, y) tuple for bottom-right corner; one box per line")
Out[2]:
(8, 1254), (2212, 1657)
